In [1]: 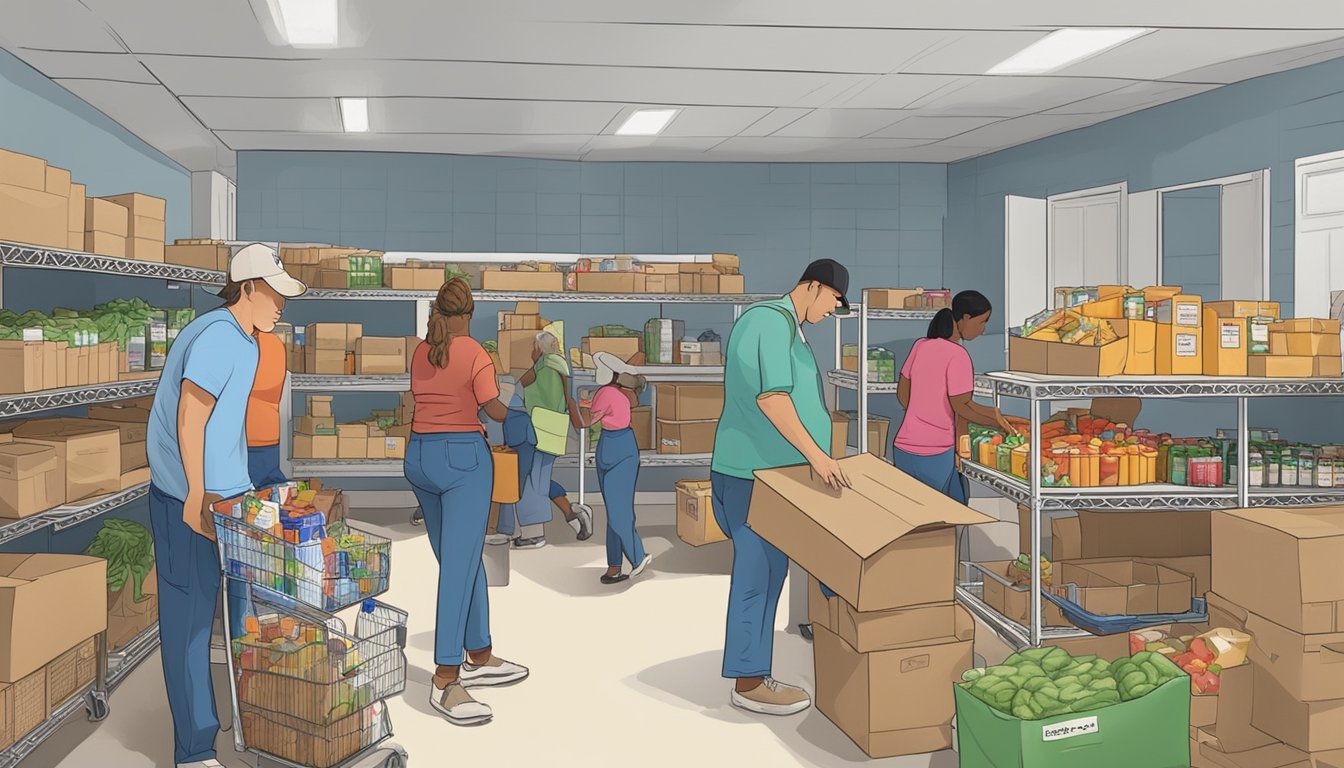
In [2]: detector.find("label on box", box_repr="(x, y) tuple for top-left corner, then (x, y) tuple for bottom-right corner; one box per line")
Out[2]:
(21, 328), (42, 342)
(1250, 322), (1269, 343)
(1176, 302), (1200, 327)
(1220, 324), (1242, 349)
(1043, 716), (1099, 742)
(1176, 333), (1198, 357)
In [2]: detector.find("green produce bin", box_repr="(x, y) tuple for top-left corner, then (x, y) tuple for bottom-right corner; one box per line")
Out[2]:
(954, 676), (1189, 768)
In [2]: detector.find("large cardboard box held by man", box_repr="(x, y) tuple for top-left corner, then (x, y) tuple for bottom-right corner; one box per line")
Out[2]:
(748, 454), (993, 612)
(0, 554), (106, 682)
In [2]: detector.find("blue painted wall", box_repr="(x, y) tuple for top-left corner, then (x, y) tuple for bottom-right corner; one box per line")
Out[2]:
(946, 55), (1344, 444)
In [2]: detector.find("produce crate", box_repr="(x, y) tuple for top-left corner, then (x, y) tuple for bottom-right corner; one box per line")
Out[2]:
(234, 600), (406, 725)
(45, 636), (97, 715)
(11, 668), (46, 745)
(955, 675), (1189, 767)
(0, 682), (12, 751)
(239, 701), (391, 768)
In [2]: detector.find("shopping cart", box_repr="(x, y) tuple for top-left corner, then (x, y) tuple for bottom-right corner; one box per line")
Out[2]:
(214, 489), (409, 768)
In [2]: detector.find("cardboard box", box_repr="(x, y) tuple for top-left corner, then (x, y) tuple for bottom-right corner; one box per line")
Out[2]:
(384, 266), (445, 291)
(1148, 555), (1212, 596)
(43, 167), (70, 198)
(498, 312), (541, 332)
(977, 560), (1070, 627)
(1274, 318), (1341, 334)
(1010, 319), (1132, 376)
(654, 383), (724, 422)
(0, 184), (69, 249)
(291, 434), (337, 460)
(631, 405), (653, 451)
(656, 419), (716, 455)
(1053, 515), (1081, 561)
(749, 454), (993, 612)
(1249, 355), (1317, 378)
(1123, 318), (1159, 375)
(11, 420), (119, 503)
(1251, 665), (1344, 753)
(67, 183), (85, 237)
(0, 342), (43, 394)
(830, 411), (849, 458)
(1053, 559), (1195, 615)
(120, 467), (150, 490)
(308, 395), (334, 419)
(305, 349), (349, 375)
(117, 441), (147, 473)
(84, 198), (128, 238)
(337, 437), (367, 459)
(86, 405), (151, 437)
(0, 554), (107, 681)
(1206, 590), (1250, 634)
(480, 270), (565, 293)
(865, 289), (926, 310)
(1270, 331), (1342, 358)
(84, 232), (125, 258)
(382, 437), (406, 460)
(814, 615), (972, 758)
(675, 479), (725, 546)
(307, 323), (361, 351)
(0, 443), (62, 519)
(1078, 509), (1211, 559)
(128, 215), (166, 242)
(581, 336), (642, 362)
(1212, 507), (1344, 635)
(126, 237), (164, 262)
(101, 192), (166, 222)
(164, 244), (229, 271)
(576, 272), (637, 293)
(355, 354), (405, 375)
(1205, 312), (1249, 376)
(46, 636), (96, 714)
(295, 416), (336, 435)
(1206, 301), (1282, 320)
(1158, 322), (1204, 375)
(0, 149), (47, 191)
(814, 590), (964, 654)
(1246, 609), (1344, 702)
(718, 274), (745, 294)
(497, 329), (539, 374)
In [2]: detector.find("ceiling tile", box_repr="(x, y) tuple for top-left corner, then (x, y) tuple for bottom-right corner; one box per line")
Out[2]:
(736, 108), (814, 137)
(871, 115), (1003, 140)
(932, 114), (1093, 151)
(215, 130), (594, 157)
(656, 106), (775, 137)
(6, 50), (155, 83)
(1066, 29), (1344, 82)
(1042, 82), (1217, 116)
(377, 99), (621, 135)
(0, 0), (126, 53)
(898, 30), (1053, 75)
(180, 96), (340, 132)
(920, 76), (1131, 117)
(56, 79), (232, 171)
(768, 109), (912, 138)
(832, 74), (962, 109)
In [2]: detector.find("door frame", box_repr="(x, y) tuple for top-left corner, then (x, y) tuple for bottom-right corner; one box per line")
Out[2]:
(1295, 149), (1344, 318)
(1153, 169), (1270, 295)
(1046, 182), (1129, 291)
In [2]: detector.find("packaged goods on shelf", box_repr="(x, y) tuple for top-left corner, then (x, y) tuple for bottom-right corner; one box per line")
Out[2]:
(9, 668), (46, 748)
(644, 319), (686, 365)
(953, 648), (1190, 768)
(481, 268), (565, 293)
(84, 518), (158, 651)
(680, 338), (723, 366)
(841, 343), (860, 373)
(582, 335), (641, 362)
(675, 479), (724, 547)
(12, 419), (120, 503)
(0, 148), (71, 250)
(383, 264), (447, 291)
(0, 441), (62, 519)
(165, 240), (230, 271)
(903, 288), (952, 310)
(865, 288), (927, 310)
(101, 193), (166, 263)
(0, 553), (107, 682)
(834, 411), (889, 458)
(66, 183), (85, 251)
(867, 347), (897, 382)
(353, 336), (407, 375)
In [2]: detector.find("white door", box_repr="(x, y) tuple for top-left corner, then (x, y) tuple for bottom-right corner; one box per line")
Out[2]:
(1221, 176), (1267, 301)
(1005, 195), (1048, 348)
(1049, 184), (1127, 291)
(1296, 151), (1344, 319)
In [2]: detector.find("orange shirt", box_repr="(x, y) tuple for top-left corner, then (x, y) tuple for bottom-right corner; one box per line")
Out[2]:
(246, 331), (287, 447)
(410, 338), (498, 434)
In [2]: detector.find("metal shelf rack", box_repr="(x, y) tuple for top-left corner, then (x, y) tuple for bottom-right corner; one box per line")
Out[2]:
(963, 368), (1344, 651)
(295, 287), (776, 303)
(291, 374), (409, 392)
(0, 483), (151, 545)
(0, 240), (225, 285)
(0, 379), (159, 418)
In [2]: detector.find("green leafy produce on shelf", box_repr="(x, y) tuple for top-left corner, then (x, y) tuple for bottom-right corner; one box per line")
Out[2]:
(85, 519), (155, 600)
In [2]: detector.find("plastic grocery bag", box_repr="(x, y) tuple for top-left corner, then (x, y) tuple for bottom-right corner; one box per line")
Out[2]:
(491, 446), (520, 503)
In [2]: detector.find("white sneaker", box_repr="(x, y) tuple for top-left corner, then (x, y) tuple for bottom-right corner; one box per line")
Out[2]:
(177, 760), (225, 768)
(568, 504), (595, 541)
(460, 655), (530, 688)
(485, 533), (512, 546)
(429, 681), (492, 726)
(631, 553), (654, 579)
(730, 677), (812, 716)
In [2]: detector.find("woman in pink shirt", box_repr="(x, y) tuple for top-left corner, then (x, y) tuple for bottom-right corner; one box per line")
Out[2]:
(566, 352), (653, 585)
(893, 290), (1018, 502)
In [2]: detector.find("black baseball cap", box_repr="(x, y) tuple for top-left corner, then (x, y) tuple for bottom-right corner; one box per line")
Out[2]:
(797, 258), (851, 315)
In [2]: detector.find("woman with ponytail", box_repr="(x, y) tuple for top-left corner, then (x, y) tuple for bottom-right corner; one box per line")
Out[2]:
(406, 277), (529, 726)
(892, 290), (1018, 503)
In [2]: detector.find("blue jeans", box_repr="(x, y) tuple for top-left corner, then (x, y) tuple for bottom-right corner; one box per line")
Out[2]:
(496, 434), (558, 537)
(549, 480), (566, 499)
(595, 428), (644, 569)
(148, 484), (221, 764)
(404, 432), (493, 666)
(711, 472), (788, 679)
(819, 447), (967, 600)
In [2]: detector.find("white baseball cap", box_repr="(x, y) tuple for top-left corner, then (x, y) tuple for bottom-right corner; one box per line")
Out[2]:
(219, 243), (307, 298)
(593, 351), (636, 385)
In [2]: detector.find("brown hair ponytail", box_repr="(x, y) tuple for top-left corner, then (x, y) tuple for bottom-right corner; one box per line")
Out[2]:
(426, 277), (475, 369)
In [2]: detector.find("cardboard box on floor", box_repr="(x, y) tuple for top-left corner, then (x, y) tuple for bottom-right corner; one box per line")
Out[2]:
(808, 577), (963, 653)
(1211, 506), (1344, 635)
(1246, 609), (1344, 703)
(0, 554), (107, 682)
(1053, 559), (1195, 615)
(1251, 665), (1344, 753)
(749, 453), (993, 612)
(813, 608), (973, 758)
(675, 479), (725, 547)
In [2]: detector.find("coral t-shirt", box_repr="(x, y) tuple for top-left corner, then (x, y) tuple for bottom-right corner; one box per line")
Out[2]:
(410, 338), (499, 434)
(590, 385), (632, 430)
(894, 338), (974, 456)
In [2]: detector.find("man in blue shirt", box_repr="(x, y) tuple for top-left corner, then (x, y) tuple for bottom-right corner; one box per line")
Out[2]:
(146, 243), (305, 768)
(710, 259), (852, 717)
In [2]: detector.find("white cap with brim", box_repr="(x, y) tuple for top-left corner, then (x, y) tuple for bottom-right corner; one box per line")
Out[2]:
(217, 243), (307, 298)
(592, 351), (635, 385)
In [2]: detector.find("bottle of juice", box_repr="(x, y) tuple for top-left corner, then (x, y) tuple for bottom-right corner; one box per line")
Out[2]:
(1170, 446), (1190, 486)
(1266, 448), (1281, 487)
(1300, 450), (1317, 487)
(1317, 450), (1334, 488)
(1248, 450), (1264, 487)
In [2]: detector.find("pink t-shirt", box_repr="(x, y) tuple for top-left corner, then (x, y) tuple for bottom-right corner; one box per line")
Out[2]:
(894, 338), (974, 456)
(590, 385), (632, 430)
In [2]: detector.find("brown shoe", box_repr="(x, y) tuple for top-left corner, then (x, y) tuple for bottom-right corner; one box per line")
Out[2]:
(429, 679), (492, 725)
(730, 677), (812, 716)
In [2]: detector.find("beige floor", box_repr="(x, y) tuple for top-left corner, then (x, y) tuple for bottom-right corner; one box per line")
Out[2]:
(26, 505), (960, 768)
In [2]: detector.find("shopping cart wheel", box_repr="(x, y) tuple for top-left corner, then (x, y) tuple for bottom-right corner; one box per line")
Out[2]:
(85, 689), (109, 722)
(382, 748), (408, 768)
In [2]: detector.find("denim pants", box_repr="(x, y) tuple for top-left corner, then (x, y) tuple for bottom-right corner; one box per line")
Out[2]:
(595, 427), (644, 569)
(223, 444), (289, 636)
(404, 432), (493, 666)
(149, 484), (221, 764)
(711, 471), (788, 679)
(496, 434), (558, 537)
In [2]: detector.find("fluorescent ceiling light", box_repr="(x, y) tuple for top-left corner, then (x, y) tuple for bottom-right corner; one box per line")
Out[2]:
(615, 109), (680, 136)
(270, 0), (338, 47)
(988, 28), (1152, 75)
(339, 97), (368, 133)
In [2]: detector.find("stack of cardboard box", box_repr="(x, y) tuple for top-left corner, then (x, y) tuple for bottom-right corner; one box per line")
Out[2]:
(292, 396), (336, 460)
(87, 398), (152, 490)
(1203, 300), (1282, 376)
(354, 337), (407, 375)
(481, 264), (566, 293)
(0, 148), (77, 251)
(334, 422), (405, 460)
(0, 338), (122, 395)
(305, 323), (360, 375)
(0, 553), (106, 751)
(165, 239), (231, 271)
(1260, 319), (1343, 378)
(102, 193), (166, 262)
(281, 246), (384, 289)
(497, 303), (546, 374)
(1197, 506), (1344, 766)
(747, 454), (991, 758)
(383, 261), (449, 291)
(654, 384), (721, 455)
(83, 198), (128, 258)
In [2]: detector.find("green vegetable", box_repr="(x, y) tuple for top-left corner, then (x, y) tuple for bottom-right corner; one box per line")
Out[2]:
(84, 519), (155, 599)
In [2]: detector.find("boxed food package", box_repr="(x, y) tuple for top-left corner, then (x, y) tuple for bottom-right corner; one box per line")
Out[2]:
(1269, 326), (1341, 358)
(101, 192), (166, 224)
(43, 167), (70, 198)
(679, 340), (723, 366)
(581, 336), (642, 362)
(480, 270), (565, 292)
(306, 323), (362, 351)
(1204, 312), (1248, 376)
(977, 561), (1070, 627)
(84, 231), (125, 259)
(675, 479), (725, 547)
(0, 148), (47, 190)
(1248, 355), (1340, 378)
(1158, 321), (1204, 376)
(126, 237), (165, 262)
(1205, 300), (1282, 320)
(292, 434), (338, 460)
(576, 272), (638, 293)
(0, 554), (107, 681)
(749, 454), (993, 612)
(0, 442), (62, 519)
(814, 608), (973, 758)
(295, 416), (336, 435)
(0, 183), (68, 249)
(1052, 559), (1195, 616)
(497, 329), (539, 374)
(12, 419), (120, 502)
(1010, 315), (1131, 377)
(164, 242), (230, 271)
(654, 383), (724, 422)
(644, 319), (686, 365)
(354, 337), (407, 375)
(10, 668), (46, 743)
(0, 341), (43, 394)
(656, 419), (716, 455)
